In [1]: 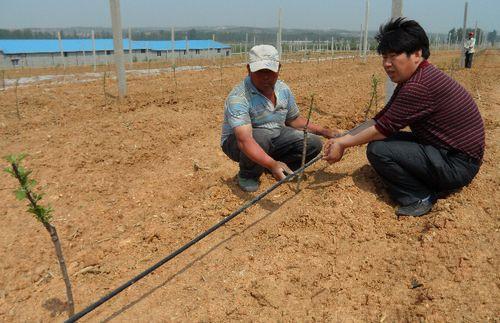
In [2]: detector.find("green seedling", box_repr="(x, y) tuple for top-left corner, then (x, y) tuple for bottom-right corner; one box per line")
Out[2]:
(297, 94), (315, 191)
(15, 79), (20, 120)
(364, 74), (379, 120)
(4, 154), (75, 317)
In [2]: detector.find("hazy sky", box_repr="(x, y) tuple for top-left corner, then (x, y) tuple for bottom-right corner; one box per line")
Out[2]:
(0, 0), (498, 33)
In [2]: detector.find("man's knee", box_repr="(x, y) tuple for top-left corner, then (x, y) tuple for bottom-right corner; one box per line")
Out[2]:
(366, 140), (399, 172)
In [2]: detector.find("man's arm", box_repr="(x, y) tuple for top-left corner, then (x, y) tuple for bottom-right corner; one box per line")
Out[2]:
(234, 125), (292, 180)
(286, 116), (341, 138)
(323, 122), (386, 163)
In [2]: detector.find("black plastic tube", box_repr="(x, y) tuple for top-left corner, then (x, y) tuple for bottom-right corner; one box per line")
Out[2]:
(65, 154), (322, 322)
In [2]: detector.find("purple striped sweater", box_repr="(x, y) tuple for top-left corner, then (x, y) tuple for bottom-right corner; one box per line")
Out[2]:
(374, 60), (485, 161)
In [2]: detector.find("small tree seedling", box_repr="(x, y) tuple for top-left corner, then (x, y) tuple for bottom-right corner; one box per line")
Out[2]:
(296, 94), (315, 191)
(103, 70), (107, 109)
(4, 154), (75, 317)
(15, 78), (21, 120)
(363, 74), (379, 120)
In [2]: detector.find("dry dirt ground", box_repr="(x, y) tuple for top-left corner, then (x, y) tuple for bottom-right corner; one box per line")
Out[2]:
(0, 50), (499, 322)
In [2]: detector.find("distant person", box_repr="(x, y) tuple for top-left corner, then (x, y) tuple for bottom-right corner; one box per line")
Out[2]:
(323, 18), (485, 217)
(464, 31), (476, 68)
(221, 44), (339, 192)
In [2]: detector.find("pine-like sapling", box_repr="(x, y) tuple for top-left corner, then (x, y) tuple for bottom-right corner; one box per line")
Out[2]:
(4, 154), (75, 317)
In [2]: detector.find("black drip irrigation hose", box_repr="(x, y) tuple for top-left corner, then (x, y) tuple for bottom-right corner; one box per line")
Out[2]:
(65, 154), (322, 322)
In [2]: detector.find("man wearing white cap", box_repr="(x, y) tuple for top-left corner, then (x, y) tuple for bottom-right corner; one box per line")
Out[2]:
(221, 44), (338, 192)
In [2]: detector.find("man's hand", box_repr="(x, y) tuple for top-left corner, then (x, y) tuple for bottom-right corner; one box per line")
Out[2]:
(269, 161), (293, 180)
(319, 127), (344, 139)
(323, 139), (345, 164)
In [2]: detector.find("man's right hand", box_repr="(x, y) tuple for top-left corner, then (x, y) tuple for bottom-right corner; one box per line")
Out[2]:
(269, 161), (293, 180)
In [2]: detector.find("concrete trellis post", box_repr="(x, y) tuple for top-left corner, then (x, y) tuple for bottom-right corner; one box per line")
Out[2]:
(171, 27), (175, 61)
(57, 31), (66, 69)
(92, 30), (96, 72)
(362, 0), (370, 62)
(460, 2), (468, 68)
(245, 33), (248, 54)
(109, 0), (127, 99)
(385, 0), (403, 103)
(359, 24), (363, 57)
(331, 36), (335, 56)
(277, 8), (283, 57)
(128, 27), (133, 65)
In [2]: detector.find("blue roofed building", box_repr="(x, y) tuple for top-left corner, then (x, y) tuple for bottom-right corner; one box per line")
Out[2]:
(0, 39), (231, 68)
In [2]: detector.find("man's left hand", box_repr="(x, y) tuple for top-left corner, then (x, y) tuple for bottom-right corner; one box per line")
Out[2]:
(323, 139), (345, 163)
(319, 127), (343, 139)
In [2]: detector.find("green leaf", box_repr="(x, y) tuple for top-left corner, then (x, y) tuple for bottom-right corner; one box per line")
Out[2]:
(3, 167), (14, 176)
(28, 179), (37, 188)
(15, 188), (26, 200)
(4, 155), (16, 163)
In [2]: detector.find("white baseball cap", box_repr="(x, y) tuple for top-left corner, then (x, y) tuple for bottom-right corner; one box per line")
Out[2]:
(248, 45), (280, 72)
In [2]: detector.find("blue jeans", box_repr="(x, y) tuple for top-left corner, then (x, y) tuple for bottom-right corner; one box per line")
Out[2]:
(222, 127), (323, 179)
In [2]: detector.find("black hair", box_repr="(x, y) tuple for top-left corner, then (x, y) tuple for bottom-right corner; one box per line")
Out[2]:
(375, 17), (430, 59)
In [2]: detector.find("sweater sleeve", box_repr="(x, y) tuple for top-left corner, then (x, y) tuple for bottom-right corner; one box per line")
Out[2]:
(374, 81), (434, 137)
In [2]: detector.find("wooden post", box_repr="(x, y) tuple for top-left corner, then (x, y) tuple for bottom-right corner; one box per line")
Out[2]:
(57, 31), (66, 69)
(92, 30), (97, 72)
(109, 0), (127, 99)
(460, 2), (468, 68)
(385, 0), (403, 103)
(362, 0), (369, 63)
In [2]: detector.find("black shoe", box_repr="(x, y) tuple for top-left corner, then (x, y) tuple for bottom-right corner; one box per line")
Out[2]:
(396, 198), (434, 217)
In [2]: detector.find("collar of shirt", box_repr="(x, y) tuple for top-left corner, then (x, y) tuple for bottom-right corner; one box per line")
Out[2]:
(244, 75), (280, 109)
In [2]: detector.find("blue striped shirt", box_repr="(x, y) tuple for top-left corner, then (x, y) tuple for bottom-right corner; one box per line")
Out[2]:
(221, 76), (300, 145)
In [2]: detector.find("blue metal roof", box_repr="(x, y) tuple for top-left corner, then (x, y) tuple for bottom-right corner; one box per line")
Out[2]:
(0, 39), (230, 54)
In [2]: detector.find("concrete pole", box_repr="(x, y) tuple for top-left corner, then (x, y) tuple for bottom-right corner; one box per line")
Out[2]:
(277, 8), (282, 57)
(171, 27), (175, 61)
(81, 43), (86, 65)
(460, 1), (468, 68)
(362, 0), (369, 62)
(331, 36), (334, 56)
(128, 26), (133, 65)
(385, 0), (403, 103)
(473, 20), (477, 50)
(109, 0), (127, 99)
(253, 34), (256, 46)
(92, 30), (96, 72)
(359, 24), (363, 57)
(245, 33), (248, 53)
(57, 31), (66, 69)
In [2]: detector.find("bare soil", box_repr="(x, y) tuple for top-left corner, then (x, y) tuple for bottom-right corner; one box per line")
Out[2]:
(0, 50), (499, 322)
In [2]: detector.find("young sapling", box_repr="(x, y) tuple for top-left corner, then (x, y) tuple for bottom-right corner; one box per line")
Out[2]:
(4, 154), (75, 317)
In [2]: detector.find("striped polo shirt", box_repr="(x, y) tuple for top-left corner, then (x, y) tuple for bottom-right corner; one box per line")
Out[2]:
(221, 76), (300, 145)
(374, 60), (485, 161)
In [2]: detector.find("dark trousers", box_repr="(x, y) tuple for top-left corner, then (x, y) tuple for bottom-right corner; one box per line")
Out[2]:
(222, 127), (323, 179)
(465, 52), (474, 68)
(366, 132), (480, 206)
